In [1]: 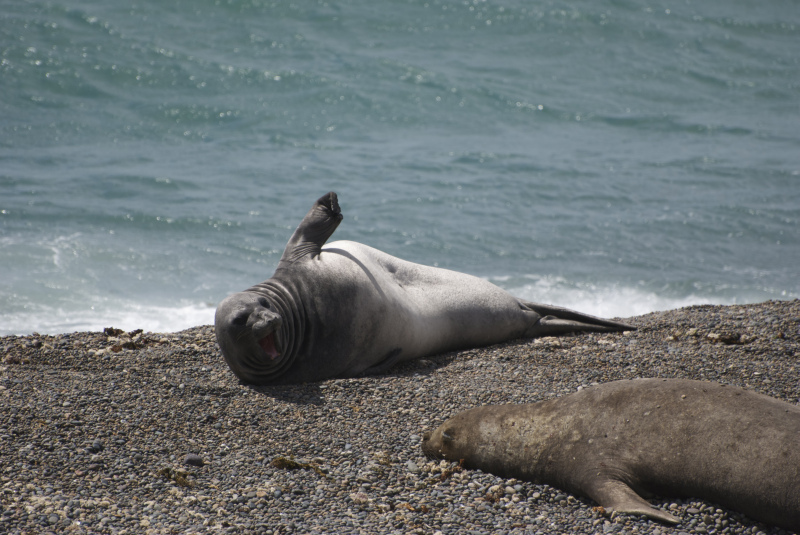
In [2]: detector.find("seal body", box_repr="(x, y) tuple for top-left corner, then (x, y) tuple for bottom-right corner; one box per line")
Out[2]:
(215, 192), (634, 385)
(422, 378), (800, 530)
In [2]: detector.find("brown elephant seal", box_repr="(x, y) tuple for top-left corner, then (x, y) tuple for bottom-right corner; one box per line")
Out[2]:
(422, 378), (800, 531)
(214, 192), (634, 385)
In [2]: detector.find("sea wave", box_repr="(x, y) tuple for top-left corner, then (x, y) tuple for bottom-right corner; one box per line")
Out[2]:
(495, 275), (763, 321)
(1, 278), (767, 337)
(0, 300), (215, 337)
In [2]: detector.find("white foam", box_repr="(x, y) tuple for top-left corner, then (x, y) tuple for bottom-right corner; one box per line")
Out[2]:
(0, 276), (774, 336)
(495, 275), (742, 320)
(0, 300), (216, 336)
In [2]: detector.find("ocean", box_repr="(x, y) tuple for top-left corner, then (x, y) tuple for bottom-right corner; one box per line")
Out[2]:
(1, 0), (798, 336)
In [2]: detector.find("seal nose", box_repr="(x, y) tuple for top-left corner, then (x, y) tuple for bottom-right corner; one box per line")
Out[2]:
(251, 310), (282, 341)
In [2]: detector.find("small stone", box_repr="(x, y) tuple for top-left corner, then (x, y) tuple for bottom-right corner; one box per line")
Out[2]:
(349, 492), (370, 505)
(184, 453), (204, 467)
(0, 302), (796, 535)
(405, 460), (420, 473)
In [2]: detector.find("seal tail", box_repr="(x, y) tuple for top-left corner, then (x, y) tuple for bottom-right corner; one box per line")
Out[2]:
(519, 300), (636, 337)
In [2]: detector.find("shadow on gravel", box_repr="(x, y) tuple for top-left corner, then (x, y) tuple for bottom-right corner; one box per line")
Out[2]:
(234, 353), (457, 404)
(245, 382), (325, 406)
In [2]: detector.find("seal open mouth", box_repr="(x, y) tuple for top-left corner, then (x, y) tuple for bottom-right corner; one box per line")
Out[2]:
(258, 332), (281, 360)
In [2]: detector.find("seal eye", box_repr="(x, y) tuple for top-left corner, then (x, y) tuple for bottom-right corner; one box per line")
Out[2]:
(232, 313), (248, 327)
(258, 297), (270, 309)
(442, 429), (454, 443)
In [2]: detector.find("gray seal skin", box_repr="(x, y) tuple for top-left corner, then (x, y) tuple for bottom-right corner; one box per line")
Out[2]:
(422, 378), (800, 531)
(214, 192), (635, 385)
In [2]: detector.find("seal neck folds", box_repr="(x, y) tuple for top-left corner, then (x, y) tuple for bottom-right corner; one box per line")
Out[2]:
(245, 281), (303, 383)
(215, 281), (303, 384)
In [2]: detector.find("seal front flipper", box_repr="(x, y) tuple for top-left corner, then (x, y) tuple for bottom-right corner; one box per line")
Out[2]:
(278, 191), (344, 266)
(586, 478), (679, 524)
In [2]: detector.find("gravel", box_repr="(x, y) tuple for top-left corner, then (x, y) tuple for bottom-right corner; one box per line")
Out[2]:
(1, 300), (798, 535)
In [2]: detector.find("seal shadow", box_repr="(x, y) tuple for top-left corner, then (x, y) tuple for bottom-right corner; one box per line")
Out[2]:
(244, 381), (325, 406)
(373, 334), (559, 380)
(239, 353), (452, 404)
(375, 350), (461, 379)
(238, 334), (593, 401)
(374, 330), (610, 381)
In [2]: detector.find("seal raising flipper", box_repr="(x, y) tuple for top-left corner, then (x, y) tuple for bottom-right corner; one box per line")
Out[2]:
(215, 192), (636, 385)
(422, 379), (800, 531)
(278, 191), (343, 266)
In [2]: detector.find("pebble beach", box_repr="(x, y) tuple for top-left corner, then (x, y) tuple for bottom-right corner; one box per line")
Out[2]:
(1, 300), (798, 535)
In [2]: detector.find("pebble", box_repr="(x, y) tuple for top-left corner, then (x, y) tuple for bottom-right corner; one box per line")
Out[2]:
(406, 460), (420, 473)
(184, 453), (205, 466)
(0, 301), (798, 534)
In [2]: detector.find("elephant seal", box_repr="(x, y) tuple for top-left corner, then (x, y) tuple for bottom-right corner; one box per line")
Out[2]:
(215, 192), (634, 385)
(422, 378), (800, 531)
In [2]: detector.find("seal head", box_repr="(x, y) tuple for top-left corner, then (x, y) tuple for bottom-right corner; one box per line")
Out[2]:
(215, 291), (285, 380)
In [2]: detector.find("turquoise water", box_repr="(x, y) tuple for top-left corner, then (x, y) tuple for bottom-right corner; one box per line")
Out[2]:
(1, 0), (798, 335)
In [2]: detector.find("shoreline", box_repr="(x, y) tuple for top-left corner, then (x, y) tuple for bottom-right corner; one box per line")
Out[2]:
(1, 300), (798, 534)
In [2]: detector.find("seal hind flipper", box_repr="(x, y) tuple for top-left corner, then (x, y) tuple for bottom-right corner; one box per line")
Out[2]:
(519, 300), (636, 336)
(278, 192), (344, 266)
(587, 478), (680, 524)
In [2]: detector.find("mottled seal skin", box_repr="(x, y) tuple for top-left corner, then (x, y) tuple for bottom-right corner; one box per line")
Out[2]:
(215, 192), (634, 385)
(422, 378), (800, 531)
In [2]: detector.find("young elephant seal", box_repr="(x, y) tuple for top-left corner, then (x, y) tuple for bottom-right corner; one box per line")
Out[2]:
(215, 192), (634, 385)
(422, 378), (800, 531)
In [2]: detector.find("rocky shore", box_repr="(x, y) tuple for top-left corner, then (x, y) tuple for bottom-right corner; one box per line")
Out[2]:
(1, 300), (798, 535)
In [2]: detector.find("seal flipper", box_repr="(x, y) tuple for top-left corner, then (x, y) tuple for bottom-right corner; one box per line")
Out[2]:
(586, 479), (680, 524)
(519, 300), (636, 336)
(278, 192), (344, 266)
